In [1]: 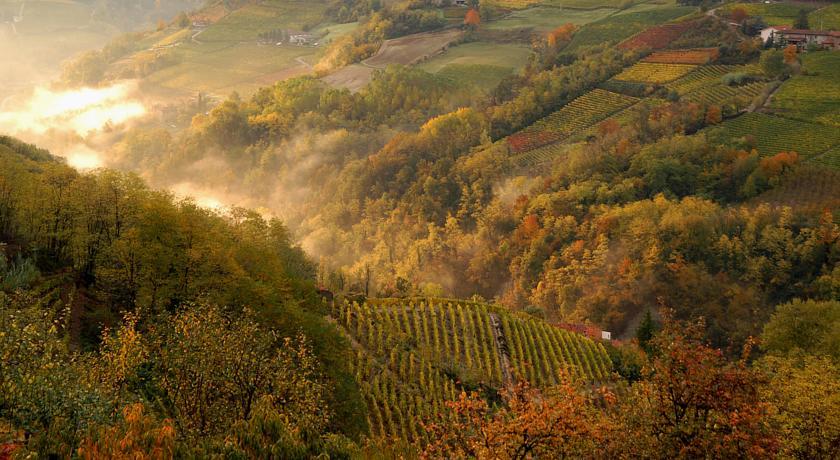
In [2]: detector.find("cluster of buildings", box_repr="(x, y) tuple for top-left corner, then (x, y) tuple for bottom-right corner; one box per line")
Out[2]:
(761, 26), (840, 50)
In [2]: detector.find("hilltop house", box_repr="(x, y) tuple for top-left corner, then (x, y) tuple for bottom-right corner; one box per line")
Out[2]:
(763, 26), (840, 50)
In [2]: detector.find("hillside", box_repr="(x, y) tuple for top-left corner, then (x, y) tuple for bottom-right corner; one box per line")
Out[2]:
(332, 298), (613, 441)
(2, 0), (840, 457)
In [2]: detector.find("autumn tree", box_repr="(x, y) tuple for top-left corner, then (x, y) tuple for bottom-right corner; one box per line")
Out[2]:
(759, 356), (840, 459)
(464, 8), (480, 29)
(422, 380), (614, 459)
(619, 317), (779, 458)
(547, 23), (577, 47)
(761, 299), (840, 360)
(77, 404), (176, 460)
(153, 303), (329, 437)
(705, 104), (722, 125)
(731, 6), (748, 23)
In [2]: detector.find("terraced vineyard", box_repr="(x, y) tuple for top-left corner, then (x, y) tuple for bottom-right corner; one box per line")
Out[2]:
(768, 51), (840, 127)
(683, 81), (765, 108)
(642, 48), (719, 65)
(665, 65), (748, 94)
(331, 299), (612, 441)
(612, 62), (698, 84)
(507, 89), (638, 154)
(712, 113), (840, 160)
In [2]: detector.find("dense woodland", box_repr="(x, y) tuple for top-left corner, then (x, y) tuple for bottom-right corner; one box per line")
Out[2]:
(2, 0), (840, 457)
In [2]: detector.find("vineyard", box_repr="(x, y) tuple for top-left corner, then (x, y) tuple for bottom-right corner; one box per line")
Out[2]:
(506, 89), (638, 154)
(711, 113), (840, 160)
(618, 20), (698, 50)
(664, 64), (753, 95)
(683, 80), (766, 109)
(331, 299), (613, 441)
(641, 48), (719, 65)
(813, 145), (840, 170)
(612, 62), (698, 84)
(768, 51), (840, 127)
(566, 6), (695, 51)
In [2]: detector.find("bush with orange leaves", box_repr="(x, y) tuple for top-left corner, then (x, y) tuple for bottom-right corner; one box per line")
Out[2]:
(77, 404), (175, 460)
(421, 378), (615, 459)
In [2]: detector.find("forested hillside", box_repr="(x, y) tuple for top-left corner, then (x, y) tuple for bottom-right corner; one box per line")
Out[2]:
(2, 0), (839, 457)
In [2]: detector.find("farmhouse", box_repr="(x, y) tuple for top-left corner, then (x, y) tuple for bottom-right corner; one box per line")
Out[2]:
(765, 26), (840, 50)
(289, 33), (316, 45)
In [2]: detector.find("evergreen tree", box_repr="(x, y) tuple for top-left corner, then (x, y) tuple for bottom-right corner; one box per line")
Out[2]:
(794, 9), (809, 29)
(636, 310), (657, 351)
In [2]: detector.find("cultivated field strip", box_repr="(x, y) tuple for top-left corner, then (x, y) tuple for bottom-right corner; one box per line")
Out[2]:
(714, 113), (840, 160)
(665, 65), (744, 94)
(507, 89), (639, 154)
(612, 62), (698, 84)
(641, 48), (719, 65)
(683, 81), (766, 105)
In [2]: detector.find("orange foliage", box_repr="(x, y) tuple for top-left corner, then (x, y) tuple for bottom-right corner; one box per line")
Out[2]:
(422, 380), (614, 459)
(464, 9), (480, 27)
(705, 105), (722, 125)
(783, 44), (798, 64)
(78, 404), (176, 460)
(731, 6), (748, 23)
(760, 151), (799, 176)
(547, 23), (577, 47)
(520, 214), (541, 239)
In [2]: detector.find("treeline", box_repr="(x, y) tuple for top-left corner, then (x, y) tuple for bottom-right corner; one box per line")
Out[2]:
(0, 137), (368, 451)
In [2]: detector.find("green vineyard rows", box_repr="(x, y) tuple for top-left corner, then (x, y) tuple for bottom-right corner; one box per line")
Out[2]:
(684, 81), (766, 108)
(769, 51), (840, 127)
(331, 299), (613, 441)
(812, 145), (840, 170)
(712, 113), (840, 160)
(665, 65), (745, 94)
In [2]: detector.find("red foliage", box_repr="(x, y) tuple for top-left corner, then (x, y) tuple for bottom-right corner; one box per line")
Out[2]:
(507, 131), (561, 153)
(618, 21), (698, 51)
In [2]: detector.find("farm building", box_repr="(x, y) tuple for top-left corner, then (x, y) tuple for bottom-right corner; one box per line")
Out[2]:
(289, 33), (316, 45)
(765, 27), (840, 50)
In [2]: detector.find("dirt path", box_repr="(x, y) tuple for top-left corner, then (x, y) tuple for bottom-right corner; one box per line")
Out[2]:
(488, 313), (514, 387)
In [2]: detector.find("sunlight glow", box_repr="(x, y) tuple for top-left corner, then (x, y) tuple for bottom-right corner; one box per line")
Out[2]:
(0, 82), (146, 136)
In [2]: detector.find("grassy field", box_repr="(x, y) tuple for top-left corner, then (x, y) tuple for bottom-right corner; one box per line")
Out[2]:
(417, 41), (531, 91)
(768, 51), (840, 127)
(131, 1), (331, 98)
(143, 43), (314, 96)
(485, 6), (616, 31)
(566, 5), (693, 51)
(809, 4), (840, 30)
(719, 2), (820, 27)
(197, 2), (326, 43)
(311, 21), (359, 44)
(711, 112), (840, 160)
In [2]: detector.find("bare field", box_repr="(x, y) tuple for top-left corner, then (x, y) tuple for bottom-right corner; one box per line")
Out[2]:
(365, 28), (463, 68)
(321, 64), (375, 92)
(322, 28), (463, 92)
